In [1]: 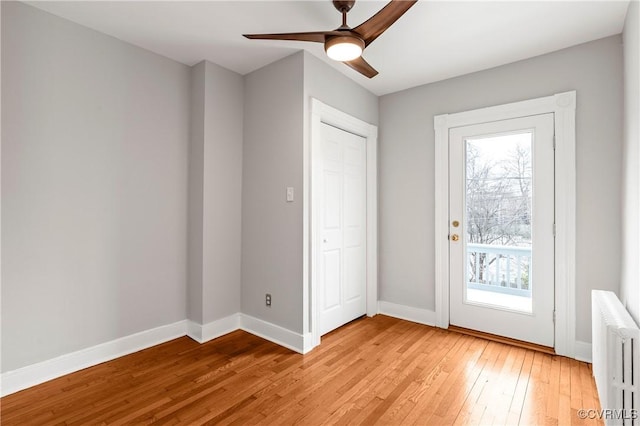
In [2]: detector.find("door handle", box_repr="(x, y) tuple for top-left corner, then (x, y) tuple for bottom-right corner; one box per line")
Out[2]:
(451, 234), (459, 241)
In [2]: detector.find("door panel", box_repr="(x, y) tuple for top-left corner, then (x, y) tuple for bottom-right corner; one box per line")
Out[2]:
(324, 172), (341, 228)
(344, 247), (363, 301)
(323, 250), (341, 310)
(449, 114), (555, 347)
(319, 123), (367, 336)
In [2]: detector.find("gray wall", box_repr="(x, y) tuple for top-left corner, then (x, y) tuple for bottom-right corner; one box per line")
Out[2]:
(2, 0), (630, 374)
(1, 0), (3, 363)
(1, 2), (191, 371)
(241, 52), (378, 334)
(242, 53), (305, 333)
(188, 60), (243, 325)
(188, 62), (206, 324)
(303, 52), (379, 126)
(379, 35), (624, 343)
(621, 1), (640, 325)
(200, 60), (243, 324)
(302, 52), (378, 333)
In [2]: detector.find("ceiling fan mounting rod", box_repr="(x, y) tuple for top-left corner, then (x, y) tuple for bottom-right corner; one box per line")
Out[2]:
(334, 0), (355, 30)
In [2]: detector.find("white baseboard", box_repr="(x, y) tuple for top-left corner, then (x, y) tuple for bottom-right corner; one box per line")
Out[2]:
(187, 314), (241, 344)
(0, 320), (188, 397)
(1, 313), (310, 397)
(575, 340), (593, 363)
(0, 309), (593, 398)
(302, 332), (315, 354)
(240, 314), (306, 354)
(378, 301), (437, 327)
(186, 320), (203, 342)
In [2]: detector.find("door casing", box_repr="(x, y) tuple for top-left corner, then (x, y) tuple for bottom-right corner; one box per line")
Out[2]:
(306, 98), (378, 352)
(434, 91), (576, 358)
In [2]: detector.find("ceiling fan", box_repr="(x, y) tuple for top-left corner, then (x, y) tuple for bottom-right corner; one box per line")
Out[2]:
(243, 0), (418, 78)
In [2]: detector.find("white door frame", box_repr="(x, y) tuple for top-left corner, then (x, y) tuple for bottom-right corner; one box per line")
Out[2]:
(434, 91), (577, 358)
(306, 98), (378, 351)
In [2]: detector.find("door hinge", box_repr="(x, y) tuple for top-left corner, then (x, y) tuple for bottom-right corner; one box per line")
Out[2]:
(553, 134), (556, 150)
(553, 310), (556, 324)
(553, 223), (556, 237)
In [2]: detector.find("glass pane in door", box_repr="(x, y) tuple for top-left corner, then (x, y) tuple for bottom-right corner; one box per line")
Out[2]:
(465, 131), (533, 313)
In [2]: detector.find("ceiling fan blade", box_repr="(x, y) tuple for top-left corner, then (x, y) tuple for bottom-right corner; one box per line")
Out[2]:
(344, 56), (378, 78)
(353, 0), (418, 46)
(243, 31), (338, 43)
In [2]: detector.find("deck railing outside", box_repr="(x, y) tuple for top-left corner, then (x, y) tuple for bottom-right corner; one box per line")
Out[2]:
(467, 243), (532, 298)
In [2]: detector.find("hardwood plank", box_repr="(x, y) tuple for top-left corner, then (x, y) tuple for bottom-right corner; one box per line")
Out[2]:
(402, 333), (475, 423)
(423, 337), (488, 424)
(451, 340), (497, 426)
(475, 342), (513, 425)
(506, 349), (536, 425)
(371, 328), (454, 424)
(545, 355), (562, 424)
(558, 356), (574, 426)
(0, 315), (601, 425)
(492, 346), (527, 425)
(520, 351), (549, 426)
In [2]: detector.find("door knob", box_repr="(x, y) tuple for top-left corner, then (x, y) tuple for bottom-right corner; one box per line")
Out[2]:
(451, 234), (459, 241)
(452, 220), (460, 228)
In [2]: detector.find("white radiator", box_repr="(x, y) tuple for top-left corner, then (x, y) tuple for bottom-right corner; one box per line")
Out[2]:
(592, 290), (640, 425)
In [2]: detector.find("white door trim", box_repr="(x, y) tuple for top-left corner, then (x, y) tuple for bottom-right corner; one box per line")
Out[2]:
(434, 91), (577, 358)
(306, 98), (378, 350)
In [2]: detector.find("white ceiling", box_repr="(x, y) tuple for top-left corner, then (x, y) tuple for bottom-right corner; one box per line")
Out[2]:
(26, 0), (631, 96)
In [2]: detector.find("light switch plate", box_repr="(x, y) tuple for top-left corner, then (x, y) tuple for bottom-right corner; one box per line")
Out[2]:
(286, 187), (294, 202)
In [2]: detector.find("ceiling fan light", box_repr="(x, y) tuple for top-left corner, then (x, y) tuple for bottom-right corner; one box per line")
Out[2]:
(325, 36), (364, 62)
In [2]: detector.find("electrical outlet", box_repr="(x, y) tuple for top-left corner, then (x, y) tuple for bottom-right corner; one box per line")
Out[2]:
(266, 293), (272, 307)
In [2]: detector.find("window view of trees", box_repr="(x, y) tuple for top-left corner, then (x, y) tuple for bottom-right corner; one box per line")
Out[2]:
(466, 135), (532, 291)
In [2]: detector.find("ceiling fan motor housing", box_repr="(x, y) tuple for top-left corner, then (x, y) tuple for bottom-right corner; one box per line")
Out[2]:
(324, 35), (365, 61)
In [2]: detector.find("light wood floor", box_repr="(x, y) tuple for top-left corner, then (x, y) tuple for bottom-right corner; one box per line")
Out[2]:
(1, 315), (602, 425)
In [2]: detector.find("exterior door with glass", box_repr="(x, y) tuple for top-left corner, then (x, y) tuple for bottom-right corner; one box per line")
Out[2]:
(449, 113), (555, 347)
